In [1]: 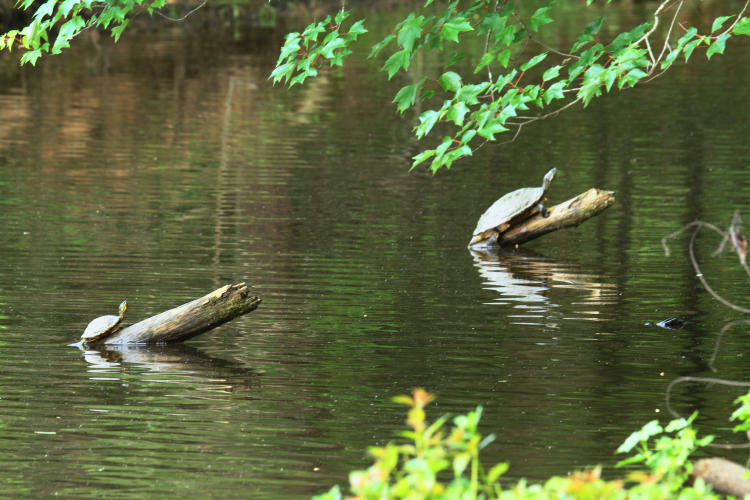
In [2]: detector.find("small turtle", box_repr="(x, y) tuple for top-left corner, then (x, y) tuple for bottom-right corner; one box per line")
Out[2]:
(469, 168), (557, 248)
(81, 300), (127, 344)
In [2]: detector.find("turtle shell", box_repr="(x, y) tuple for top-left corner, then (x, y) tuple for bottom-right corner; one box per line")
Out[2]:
(81, 315), (122, 342)
(470, 168), (556, 246)
(80, 300), (127, 343)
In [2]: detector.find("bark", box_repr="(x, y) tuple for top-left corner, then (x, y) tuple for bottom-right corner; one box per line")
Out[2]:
(692, 457), (750, 497)
(490, 188), (615, 248)
(94, 282), (261, 345)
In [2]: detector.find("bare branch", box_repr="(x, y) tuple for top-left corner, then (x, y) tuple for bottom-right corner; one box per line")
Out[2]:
(157, 0), (208, 22)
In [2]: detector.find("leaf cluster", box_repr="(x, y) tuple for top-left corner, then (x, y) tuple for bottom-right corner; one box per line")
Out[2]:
(271, 1), (750, 173)
(0, 0), (167, 65)
(269, 10), (367, 87)
(615, 412), (714, 493)
(311, 388), (750, 500)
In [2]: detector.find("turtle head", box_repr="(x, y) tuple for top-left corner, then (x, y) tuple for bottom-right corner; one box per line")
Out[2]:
(118, 300), (128, 319)
(542, 168), (557, 190)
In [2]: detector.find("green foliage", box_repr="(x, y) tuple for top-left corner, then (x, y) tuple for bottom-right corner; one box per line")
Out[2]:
(270, 10), (368, 87)
(313, 389), (736, 500)
(269, 1), (750, 173)
(0, 0), (167, 66)
(615, 412), (714, 492)
(4, 0), (750, 172)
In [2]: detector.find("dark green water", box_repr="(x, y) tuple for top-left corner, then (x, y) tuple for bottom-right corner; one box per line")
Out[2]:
(2, 4), (750, 498)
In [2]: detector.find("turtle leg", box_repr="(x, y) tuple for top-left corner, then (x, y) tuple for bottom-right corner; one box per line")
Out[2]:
(487, 231), (499, 247)
(538, 202), (550, 218)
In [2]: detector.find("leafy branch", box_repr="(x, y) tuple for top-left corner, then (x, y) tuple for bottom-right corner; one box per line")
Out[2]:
(0, 0), (170, 66)
(271, 0), (750, 173)
(270, 9), (367, 87)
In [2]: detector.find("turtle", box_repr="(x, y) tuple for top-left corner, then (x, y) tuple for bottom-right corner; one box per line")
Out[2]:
(468, 168), (557, 248)
(81, 300), (127, 344)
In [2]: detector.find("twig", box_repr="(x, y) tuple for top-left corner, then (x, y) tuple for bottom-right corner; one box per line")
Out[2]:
(709, 320), (750, 372)
(666, 376), (750, 449)
(157, 0), (208, 22)
(662, 220), (750, 314)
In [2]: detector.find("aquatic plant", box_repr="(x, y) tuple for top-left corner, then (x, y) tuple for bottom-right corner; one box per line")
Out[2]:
(311, 388), (750, 499)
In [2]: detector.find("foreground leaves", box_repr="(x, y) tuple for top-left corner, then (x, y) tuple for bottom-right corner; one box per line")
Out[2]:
(312, 388), (732, 500)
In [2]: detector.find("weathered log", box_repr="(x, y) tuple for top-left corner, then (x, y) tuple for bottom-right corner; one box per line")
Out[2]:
(692, 458), (750, 497)
(492, 188), (614, 248)
(95, 282), (261, 345)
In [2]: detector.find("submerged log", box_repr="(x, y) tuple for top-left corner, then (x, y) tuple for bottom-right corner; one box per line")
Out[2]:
(486, 188), (615, 249)
(692, 458), (750, 497)
(97, 282), (261, 345)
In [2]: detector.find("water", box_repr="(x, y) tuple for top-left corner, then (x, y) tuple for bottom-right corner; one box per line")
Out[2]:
(2, 5), (750, 497)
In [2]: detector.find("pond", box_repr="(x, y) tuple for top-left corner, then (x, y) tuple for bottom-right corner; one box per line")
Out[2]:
(2, 3), (750, 498)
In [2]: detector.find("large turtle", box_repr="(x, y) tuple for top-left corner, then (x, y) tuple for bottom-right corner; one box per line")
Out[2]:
(468, 168), (557, 248)
(81, 300), (127, 344)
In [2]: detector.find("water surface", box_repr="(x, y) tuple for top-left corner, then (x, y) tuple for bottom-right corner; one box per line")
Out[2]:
(2, 5), (750, 497)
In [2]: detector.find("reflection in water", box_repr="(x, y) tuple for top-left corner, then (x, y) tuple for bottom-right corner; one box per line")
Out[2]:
(79, 343), (261, 386)
(470, 249), (617, 325)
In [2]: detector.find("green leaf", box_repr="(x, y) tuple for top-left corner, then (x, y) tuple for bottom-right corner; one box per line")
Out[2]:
(415, 109), (442, 139)
(278, 37), (301, 64)
(542, 64), (560, 82)
(683, 38), (703, 62)
(398, 13), (423, 51)
(609, 22), (652, 52)
(445, 51), (465, 68)
(312, 484), (342, 500)
(456, 82), (490, 105)
(411, 149), (436, 170)
(487, 462), (509, 484)
(571, 33), (593, 54)
(439, 71), (462, 92)
(520, 52), (548, 71)
(382, 48), (410, 79)
(528, 1), (556, 32)
(334, 9), (348, 26)
(617, 67), (647, 89)
(440, 17), (472, 43)
(677, 27), (698, 46)
(19, 48), (42, 65)
(711, 15), (733, 33)
(59, 0), (81, 18)
(497, 49), (511, 68)
(452, 452), (471, 477)
(460, 128), (476, 144)
(347, 19), (367, 38)
(474, 51), (495, 73)
(320, 36), (346, 59)
(616, 420), (663, 454)
(34, 0), (56, 21)
(706, 32), (730, 60)
(477, 121), (509, 140)
(420, 89), (435, 100)
(52, 15), (85, 53)
(393, 82), (422, 113)
(368, 34), (394, 59)
(543, 81), (565, 104)
(583, 16), (605, 36)
(734, 17), (750, 35)
(446, 101), (469, 126)
(664, 415), (693, 433)
(480, 12), (506, 35)
(269, 62), (295, 84)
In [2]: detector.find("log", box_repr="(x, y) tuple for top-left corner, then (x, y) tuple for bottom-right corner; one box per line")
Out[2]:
(473, 188), (615, 249)
(692, 458), (750, 497)
(93, 282), (261, 345)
